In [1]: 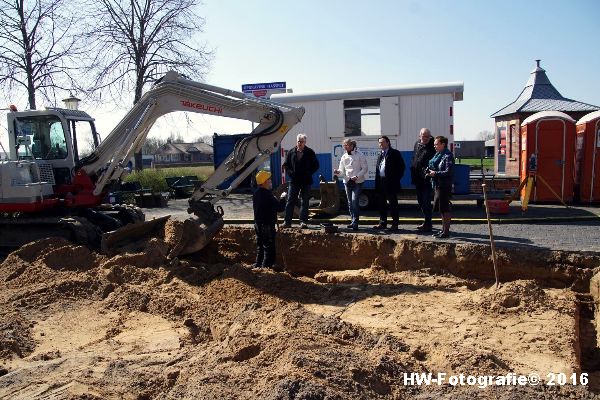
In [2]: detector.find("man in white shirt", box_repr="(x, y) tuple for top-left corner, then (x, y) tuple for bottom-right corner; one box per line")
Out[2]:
(334, 138), (368, 230)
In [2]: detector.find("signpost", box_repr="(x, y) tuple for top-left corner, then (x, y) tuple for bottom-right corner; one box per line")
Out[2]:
(242, 82), (287, 99)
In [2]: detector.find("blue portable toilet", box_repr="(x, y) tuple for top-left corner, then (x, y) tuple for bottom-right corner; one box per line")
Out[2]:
(453, 164), (471, 194)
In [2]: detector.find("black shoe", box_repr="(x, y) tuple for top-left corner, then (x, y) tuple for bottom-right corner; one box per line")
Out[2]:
(346, 224), (355, 229)
(437, 231), (450, 238)
(416, 224), (432, 232)
(372, 223), (387, 229)
(385, 225), (399, 233)
(352, 225), (358, 231)
(281, 222), (291, 228)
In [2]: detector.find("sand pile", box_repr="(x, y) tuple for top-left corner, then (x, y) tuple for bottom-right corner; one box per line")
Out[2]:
(463, 280), (570, 314)
(0, 238), (595, 399)
(0, 238), (424, 399)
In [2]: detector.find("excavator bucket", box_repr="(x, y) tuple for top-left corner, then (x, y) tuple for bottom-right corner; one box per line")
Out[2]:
(309, 175), (341, 216)
(167, 216), (224, 258)
(100, 214), (224, 258)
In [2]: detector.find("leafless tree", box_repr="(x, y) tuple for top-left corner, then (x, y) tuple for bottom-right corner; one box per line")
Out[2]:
(141, 136), (165, 155)
(0, 0), (84, 110)
(85, 0), (213, 105)
(194, 134), (212, 146)
(477, 130), (494, 141)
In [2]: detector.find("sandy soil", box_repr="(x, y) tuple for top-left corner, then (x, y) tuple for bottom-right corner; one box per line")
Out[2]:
(0, 232), (597, 399)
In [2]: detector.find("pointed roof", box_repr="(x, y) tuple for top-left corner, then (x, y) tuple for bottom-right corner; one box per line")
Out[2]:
(491, 60), (599, 118)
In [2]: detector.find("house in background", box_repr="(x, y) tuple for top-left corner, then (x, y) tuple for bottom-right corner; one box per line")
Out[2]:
(491, 60), (598, 177)
(153, 142), (213, 167)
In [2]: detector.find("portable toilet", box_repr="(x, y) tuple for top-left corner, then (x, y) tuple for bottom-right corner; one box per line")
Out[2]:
(575, 111), (600, 203)
(520, 111), (576, 202)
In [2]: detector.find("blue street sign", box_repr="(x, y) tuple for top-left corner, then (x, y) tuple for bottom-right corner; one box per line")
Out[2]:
(241, 82), (286, 92)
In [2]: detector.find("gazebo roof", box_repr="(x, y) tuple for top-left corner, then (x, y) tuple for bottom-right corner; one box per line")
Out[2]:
(491, 60), (599, 118)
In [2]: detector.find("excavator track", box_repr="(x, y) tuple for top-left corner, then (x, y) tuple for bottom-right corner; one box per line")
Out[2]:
(1, 202), (225, 260)
(0, 204), (146, 256)
(0, 215), (101, 254)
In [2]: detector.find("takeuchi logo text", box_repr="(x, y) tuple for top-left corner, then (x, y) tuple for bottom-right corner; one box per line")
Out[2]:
(180, 100), (223, 114)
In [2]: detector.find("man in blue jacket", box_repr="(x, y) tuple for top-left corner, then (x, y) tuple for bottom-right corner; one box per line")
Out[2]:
(282, 133), (320, 228)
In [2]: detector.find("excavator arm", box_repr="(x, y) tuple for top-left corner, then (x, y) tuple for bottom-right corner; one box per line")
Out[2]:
(90, 71), (305, 256)
(81, 71), (304, 197)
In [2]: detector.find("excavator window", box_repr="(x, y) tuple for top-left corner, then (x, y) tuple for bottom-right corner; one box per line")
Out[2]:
(14, 116), (68, 160)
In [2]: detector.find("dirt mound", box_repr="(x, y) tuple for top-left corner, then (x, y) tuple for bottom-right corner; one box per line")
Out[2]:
(0, 238), (594, 399)
(464, 280), (557, 314)
(0, 241), (423, 398)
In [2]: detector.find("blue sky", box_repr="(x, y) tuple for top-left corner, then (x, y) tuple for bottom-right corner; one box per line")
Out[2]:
(199, 0), (600, 139)
(1, 0), (599, 152)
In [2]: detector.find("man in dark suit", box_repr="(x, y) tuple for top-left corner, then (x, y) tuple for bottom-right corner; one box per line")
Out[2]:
(373, 135), (405, 232)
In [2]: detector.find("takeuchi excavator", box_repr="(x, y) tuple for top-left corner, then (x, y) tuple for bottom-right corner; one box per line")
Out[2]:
(0, 71), (305, 256)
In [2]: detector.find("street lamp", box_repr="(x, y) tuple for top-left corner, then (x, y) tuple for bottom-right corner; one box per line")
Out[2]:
(62, 93), (81, 110)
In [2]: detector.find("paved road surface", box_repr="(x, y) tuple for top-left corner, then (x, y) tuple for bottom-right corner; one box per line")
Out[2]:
(143, 195), (600, 253)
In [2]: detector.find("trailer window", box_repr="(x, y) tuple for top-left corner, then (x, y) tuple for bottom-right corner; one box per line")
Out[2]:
(344, 98), (380, 137)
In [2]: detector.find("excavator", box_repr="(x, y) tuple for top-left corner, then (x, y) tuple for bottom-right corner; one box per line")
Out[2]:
(0, 71), (305, 257)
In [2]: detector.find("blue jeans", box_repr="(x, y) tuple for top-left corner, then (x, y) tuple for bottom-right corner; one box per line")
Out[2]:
(345, 182), (362, 226)
(415, 182), (433, 225)
(284, 183), (311, 224)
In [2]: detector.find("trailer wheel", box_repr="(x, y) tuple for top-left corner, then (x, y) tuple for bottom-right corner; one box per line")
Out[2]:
(358, 192), (371, 210)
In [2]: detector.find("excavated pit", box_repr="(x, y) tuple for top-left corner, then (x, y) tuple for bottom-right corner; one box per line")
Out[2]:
(0, 225), (599, 399)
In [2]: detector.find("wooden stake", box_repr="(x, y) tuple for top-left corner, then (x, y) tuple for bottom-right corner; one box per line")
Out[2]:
(482, 184), (500, 288)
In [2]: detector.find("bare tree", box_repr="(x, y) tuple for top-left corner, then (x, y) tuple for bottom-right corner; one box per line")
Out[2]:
(86, 0), (213, 105)
(477, 130), (494, 141)
(141, 136), (165, 155)
(194, 134), (212, 146)
(0, 0), (83, 109)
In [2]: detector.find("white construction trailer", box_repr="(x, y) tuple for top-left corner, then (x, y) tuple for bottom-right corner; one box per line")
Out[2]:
(270, 82), (464, 208)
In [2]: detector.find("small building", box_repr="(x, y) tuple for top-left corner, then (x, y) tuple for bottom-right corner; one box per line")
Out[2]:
(575, 110), (600, 203)
(153, 142), (213, 166)
(454, 140), (485, 159)
(520, 111), (576, 202)
(491, 60), (599, 177)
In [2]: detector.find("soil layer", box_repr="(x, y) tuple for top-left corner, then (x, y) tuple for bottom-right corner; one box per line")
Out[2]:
(0, 230), (598, 399)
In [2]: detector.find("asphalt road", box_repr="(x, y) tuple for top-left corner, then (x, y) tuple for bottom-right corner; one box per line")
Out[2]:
(143, 194), (600, 253)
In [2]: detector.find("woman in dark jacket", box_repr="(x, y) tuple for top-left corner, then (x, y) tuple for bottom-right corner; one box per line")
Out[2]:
(426, 136), (454, 238)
